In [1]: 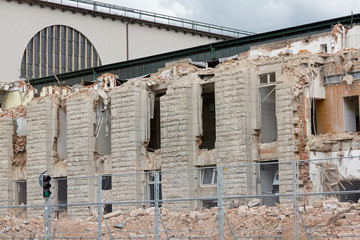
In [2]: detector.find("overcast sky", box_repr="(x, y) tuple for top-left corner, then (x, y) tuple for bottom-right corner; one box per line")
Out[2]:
(95, 0), (360, 34)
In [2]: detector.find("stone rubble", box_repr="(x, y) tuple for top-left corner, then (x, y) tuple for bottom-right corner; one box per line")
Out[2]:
(0, 199), (359, 239)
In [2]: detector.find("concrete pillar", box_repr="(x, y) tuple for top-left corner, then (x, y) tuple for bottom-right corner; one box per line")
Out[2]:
(67, 91), (97, 217)
(276, 82), (296, 204)
(0, 116), (14, 216)
(215, 69), (249, 199)
(110, 86), (145, 211)
(161, 79), (196, 211)
(27, 97), (59, 218)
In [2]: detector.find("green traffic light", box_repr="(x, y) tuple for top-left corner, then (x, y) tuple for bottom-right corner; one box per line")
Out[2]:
(44, 191), (51, 197)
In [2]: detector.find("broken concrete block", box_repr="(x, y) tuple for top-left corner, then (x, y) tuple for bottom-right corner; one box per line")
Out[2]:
(343, 74), (354, 85)
(345, 213), (356, 220)
(189, 211), (199, 220)
(323, 211), (333, 218)
(145, 207), (155, 214)
(312, 199), (323, 208)
(259, 205), (267, 214)
(104, 210), (122, 219)
(247, 199), (260, 208)
(343, 61), (353, 73)
(237, 206), (247, 217)
(323, 199), (338, 210)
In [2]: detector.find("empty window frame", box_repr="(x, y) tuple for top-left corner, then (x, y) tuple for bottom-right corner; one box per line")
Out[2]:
(200, 83), (216, 150)
(200, 167), (217, 185)
(203, 200), (217, 209)
(57, 106), (67, 161)
(311, 99), (318, 135)
(259, 73), (277, 143)
(102, 175), (112, 191)
(20, 25), (101, 79)
(16, 181), (27, 206)
(148, 172), (162, 207)
(343, 96), (360, 133)
(95, 100), (111, 156)
(339, 180), (360, 203)
(56, 178), (67, 212)
(259, 161), (279, 206)
(102, 175), (112, 213)
(148, 94), (163, 151)
(320, 43), (328, 53)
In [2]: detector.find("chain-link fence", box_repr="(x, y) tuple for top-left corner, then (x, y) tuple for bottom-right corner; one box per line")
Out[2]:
(0, 157), (360, 239)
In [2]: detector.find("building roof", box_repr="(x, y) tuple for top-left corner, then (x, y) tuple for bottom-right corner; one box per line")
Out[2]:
(29, 10), (360, 91)
(14, 0), (254, 39)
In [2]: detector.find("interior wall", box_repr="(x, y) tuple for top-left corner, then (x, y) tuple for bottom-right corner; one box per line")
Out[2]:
(317, 83), (360, 134)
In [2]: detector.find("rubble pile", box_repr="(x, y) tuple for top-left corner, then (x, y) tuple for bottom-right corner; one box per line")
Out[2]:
(0, 198), (359, 239)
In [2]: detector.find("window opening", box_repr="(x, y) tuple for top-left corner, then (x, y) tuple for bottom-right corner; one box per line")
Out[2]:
(259, 161), (279, 206)
(96, 99), (111, 155)
(200, 167), (217, 185)
(259, 72), (275, 85)
(102, 175), (112, 190)
(343, 96), (359, 133)
(200, 83), (216, 150)
(56, 178), (67, 212)
(16, 180), (27, 206)
(102, 175), (112, 213)
(259, 73), (277, 143)
(148, 94), (163, 152)
(320, 44), (328, 53)
(311, 99), (318, 135)
(339, 180), (360, 203)
(203, 200), (217, 209)
(20, 25), (101, 79)
(58, 106), (67, 161)
(148, 172), (162, 207)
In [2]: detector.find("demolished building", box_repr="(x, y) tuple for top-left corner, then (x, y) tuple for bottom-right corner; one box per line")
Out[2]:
(1, 22), (360, 218)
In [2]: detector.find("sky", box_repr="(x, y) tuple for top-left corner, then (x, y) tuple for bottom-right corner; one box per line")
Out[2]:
(94, 0), (360, 34)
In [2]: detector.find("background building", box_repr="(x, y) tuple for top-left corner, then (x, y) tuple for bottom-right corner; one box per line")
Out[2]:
(0, 0), (253, 82)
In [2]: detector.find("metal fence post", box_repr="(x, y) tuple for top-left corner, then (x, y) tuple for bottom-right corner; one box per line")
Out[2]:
(154, 171), (160, 239)
(292, 161), (299, 240)
(217, 166), (224, 240)
(97, 176), (102, 240)
(44, 197), (52, 240)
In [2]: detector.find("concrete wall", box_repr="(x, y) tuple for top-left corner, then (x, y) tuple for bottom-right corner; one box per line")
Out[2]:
(0, 0), (220, 82)
(316, 83), (360, 134)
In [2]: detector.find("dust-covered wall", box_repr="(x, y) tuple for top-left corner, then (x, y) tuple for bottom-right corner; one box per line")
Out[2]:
(4, 23), (360, 215)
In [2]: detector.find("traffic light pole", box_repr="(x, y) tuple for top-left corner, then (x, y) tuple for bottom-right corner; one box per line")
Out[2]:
(44, 197), (52, 240)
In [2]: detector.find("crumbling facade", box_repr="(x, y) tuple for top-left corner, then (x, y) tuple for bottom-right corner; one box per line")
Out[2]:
(1, 23), (360, 217)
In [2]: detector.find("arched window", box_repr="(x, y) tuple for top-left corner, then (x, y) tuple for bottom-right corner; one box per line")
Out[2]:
(20, 25), (101, 79)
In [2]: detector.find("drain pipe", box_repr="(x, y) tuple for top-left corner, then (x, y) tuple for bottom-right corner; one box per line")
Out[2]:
(126, 21), (130, 60)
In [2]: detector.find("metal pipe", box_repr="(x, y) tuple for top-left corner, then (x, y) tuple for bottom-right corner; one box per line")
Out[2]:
(126, 22), (129, 61)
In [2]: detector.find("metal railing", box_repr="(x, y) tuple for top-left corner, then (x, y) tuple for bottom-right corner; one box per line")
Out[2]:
(0, 157), (360, 239)
(38, 0), (255, 37)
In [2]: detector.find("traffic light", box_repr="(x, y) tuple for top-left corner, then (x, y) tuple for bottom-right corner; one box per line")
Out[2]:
(42, 174), (52, 198)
